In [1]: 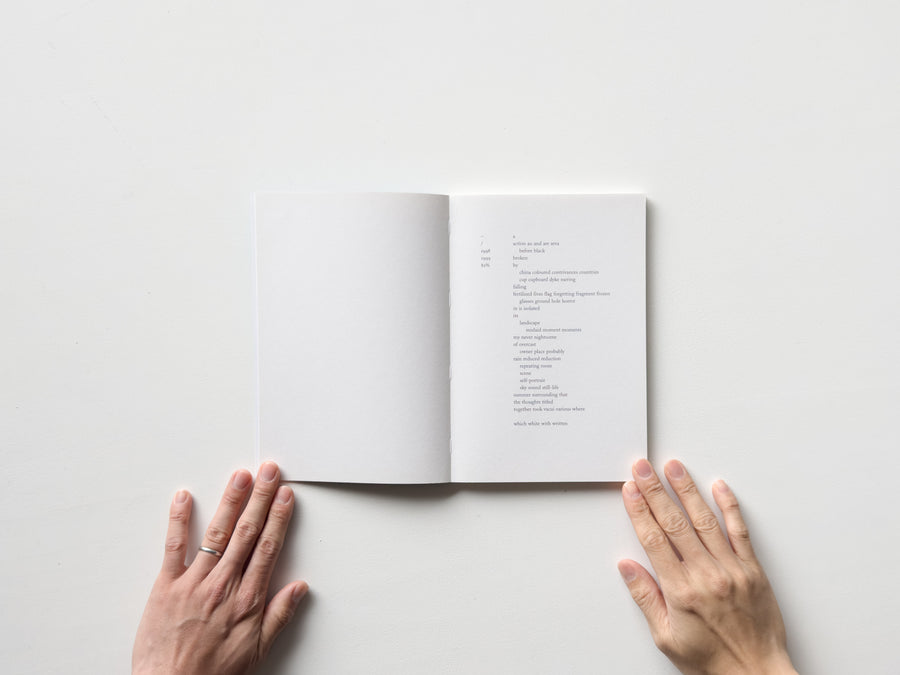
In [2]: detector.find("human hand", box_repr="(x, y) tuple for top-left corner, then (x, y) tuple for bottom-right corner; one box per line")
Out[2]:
(133, 461), (308, 675)
(618, 459), (796, 675)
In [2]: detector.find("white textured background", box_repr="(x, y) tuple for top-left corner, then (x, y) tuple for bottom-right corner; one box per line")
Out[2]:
(2, 1), (898, 673)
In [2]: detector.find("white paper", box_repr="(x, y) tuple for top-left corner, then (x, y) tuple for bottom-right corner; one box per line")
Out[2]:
(448, 195), (646, 482)
(255, 193), (451, 483)
(256, 193), (646, 484)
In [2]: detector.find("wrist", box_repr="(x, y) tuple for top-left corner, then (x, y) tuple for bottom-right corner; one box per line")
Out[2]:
(755, 651), (797, 675)
(711, 650), (796, 675)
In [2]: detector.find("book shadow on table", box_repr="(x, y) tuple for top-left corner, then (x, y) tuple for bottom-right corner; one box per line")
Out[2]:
(290, 480), (626, 501)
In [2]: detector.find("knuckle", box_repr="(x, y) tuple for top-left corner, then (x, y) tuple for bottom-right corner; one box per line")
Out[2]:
(630, 585), (656, 611)
(677, 479), (699, 498)
(732, 572), (752, 596)
(629, 492), (651, 516)
(169, 508), (189, 524)
(722, 491), (740, 508)
(206, 577), (229, 607)
(252, 482), (278, 502)
(746, 562), (765, 584)
(164, 535), (185, 554)
(707, 572), (734, 599)
(222, 490), (245, 508)
(733, 564), (762, 594)
(640, 527), (670, 553)
(692, 511), (721, 536)
(235, 589), (264, 617)
(274, 605), (295, 629)
(641, 479), (668, 501)
(265, 505), (290, 528)
(659, 511), (692, 537)
(256, 535), (283, 561)
(743, 565), (771, 596)
(205, 525), (231, 548)
(235, 520), (261, 544)
(729, 523), (751, 544)
(671, 583), (699, 609)
(720, 495), (742, 516)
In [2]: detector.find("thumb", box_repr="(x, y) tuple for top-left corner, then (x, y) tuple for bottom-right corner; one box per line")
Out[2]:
(259, 581), (308, 656)
(617, 560), (668, 635)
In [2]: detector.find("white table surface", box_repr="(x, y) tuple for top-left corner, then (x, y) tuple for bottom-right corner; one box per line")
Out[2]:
(2, 1), (899, 673)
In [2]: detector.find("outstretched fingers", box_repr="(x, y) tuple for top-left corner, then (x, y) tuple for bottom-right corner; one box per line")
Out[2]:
(663, 460), (734, 561)
(631, 459), (708, 563)
(136, 464), (310, 675)
(241, 485), (295, 595)
(218, 461), (282, 570)
(713, 480), (757, 562)
(621, 480), (683, 581)
(259, 581), (309, 658)
(162, 489), (192, 578)
(617, 559), (669, 641)
(191, 469), (255, 576)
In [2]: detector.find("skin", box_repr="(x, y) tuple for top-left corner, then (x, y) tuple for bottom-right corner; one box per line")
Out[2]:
(618, 459), (797, 675)
(133, 461), (307, 675)
(134, 457), (796, 673)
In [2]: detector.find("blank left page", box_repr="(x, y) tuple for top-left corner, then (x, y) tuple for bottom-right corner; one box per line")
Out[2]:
(255, 193), (451, 483)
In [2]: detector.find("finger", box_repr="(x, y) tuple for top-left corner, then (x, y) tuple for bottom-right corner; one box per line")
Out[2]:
(617, 559), (668, 639)
(663, 460), (733, 560)
(632, 459), (707, 561)
(259, 581), (308, 658)
(219, 461), (281, 569)
(162, 489), (192, 579)
(622, 481), (683, 581)
(191, 469), (254, 575)
(241, 485), (295, 595)
(713, 480), (757, 562)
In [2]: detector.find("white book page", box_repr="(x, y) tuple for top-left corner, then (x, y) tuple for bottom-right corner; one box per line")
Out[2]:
(255, 193), (451, 483)
(449, 195), (646, 482)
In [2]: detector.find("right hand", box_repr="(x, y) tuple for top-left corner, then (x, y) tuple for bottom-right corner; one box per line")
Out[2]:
(618, 459), (797, 675)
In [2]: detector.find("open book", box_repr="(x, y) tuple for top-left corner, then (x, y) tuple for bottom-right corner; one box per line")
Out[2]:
(255, 193), (646, 483)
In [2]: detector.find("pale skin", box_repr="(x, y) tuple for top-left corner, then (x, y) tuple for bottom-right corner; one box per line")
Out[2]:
(135, 458), (795, 674)
(618, 459), (797, 675)
(133, 461), (308, 675)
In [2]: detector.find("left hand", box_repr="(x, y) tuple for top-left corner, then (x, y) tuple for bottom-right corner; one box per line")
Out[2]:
(133, 461), (308, 675)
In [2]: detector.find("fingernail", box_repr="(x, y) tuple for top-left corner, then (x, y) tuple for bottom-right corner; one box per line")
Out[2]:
(617, 561), (637, 583)
(275, 485), (293, 504)
(714, 480), (730, 494)
(233, 470), (252, 490)
(174, 489), (189, 504)
(666, 460), (685, 480)
(624, 481), (642, 499)
(635, 459), (652, 478)
(261, 462), (278, 482)
(292, 582), (308, 606)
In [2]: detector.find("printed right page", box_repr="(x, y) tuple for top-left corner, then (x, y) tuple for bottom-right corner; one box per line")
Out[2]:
(449, 195), (647, 482)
